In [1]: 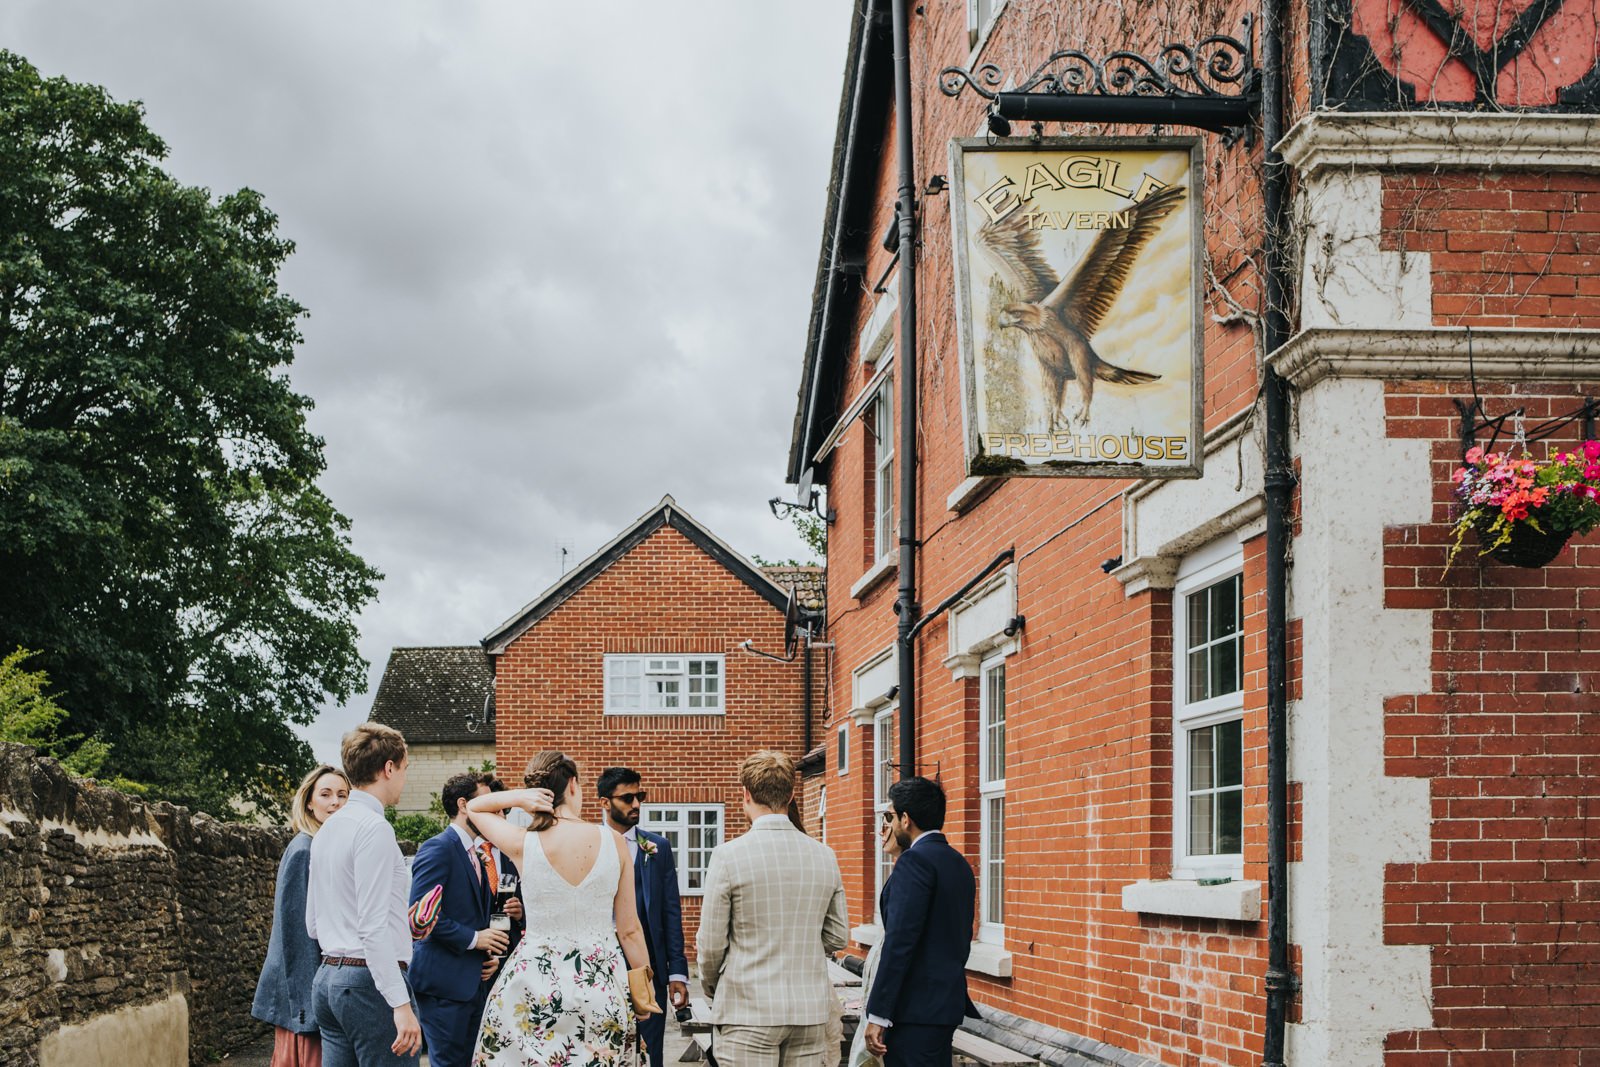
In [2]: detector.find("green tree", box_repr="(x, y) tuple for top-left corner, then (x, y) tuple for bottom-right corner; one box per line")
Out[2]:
(0, 647), (110, 777)
(0, 52), (381, 816)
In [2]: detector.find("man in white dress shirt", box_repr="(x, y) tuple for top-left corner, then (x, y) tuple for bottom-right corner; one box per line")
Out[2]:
(307, 722), (423, 1066)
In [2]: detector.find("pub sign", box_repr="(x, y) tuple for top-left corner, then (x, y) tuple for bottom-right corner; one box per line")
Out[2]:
(949, 138), (1204, 479)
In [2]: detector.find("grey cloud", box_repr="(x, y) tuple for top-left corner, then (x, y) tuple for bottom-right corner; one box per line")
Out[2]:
(2, 0), (849, 759)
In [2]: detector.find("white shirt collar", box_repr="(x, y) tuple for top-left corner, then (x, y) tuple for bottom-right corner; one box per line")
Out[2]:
(451, 824), (476, 851)
(349, 789), (384, 815)
(910, 830), (946, 848)
(623, 826), (638, 840)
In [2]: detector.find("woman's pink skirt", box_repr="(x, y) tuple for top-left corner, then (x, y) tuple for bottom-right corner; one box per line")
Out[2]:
(270, 1027), (322, 1067)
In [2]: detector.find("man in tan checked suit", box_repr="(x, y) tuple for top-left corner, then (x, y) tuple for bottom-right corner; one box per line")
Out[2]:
(697, 750), (849, 1067)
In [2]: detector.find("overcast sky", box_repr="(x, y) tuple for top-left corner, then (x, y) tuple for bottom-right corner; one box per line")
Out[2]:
(2, 2), (850, 761)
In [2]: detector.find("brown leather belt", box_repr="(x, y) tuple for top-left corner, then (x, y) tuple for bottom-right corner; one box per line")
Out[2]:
(322, 955), (408, 972)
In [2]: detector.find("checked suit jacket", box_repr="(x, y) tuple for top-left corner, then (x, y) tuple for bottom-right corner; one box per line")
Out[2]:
(695, 817), (848, 1026)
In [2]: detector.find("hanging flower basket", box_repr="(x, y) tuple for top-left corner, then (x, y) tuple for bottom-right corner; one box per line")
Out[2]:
(1447, 441), (1600, 571)
(1475, 517), (1571, 568)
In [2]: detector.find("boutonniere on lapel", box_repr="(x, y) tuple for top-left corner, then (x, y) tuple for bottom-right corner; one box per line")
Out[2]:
(637, 836), (658, 864)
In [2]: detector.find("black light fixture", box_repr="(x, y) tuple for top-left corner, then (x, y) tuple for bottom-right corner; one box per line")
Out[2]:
(1101, 555), (1123, 574)
(1003, 614), (1026, 638)
(924, 174), (948, 195)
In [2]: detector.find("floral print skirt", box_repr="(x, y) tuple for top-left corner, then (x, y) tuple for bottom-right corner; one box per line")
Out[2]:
(473, 937), (634, 1067)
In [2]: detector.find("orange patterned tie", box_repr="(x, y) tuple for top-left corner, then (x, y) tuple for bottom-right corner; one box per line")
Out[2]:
(478, 843), (498, 890)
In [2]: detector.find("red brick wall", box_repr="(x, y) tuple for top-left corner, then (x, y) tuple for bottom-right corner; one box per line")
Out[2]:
(493, 523), (816, 956)
(815, 3), (1273, 1062)
(1382, 382), (1600, 1066)
(1382, 173), (1600, 328)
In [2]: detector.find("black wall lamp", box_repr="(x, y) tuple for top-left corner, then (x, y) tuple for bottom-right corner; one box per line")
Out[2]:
(1003, 614), (1026, 637)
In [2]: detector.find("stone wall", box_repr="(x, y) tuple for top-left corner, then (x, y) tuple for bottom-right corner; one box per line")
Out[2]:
(0, 742), (288, 1067)
(396, 740), (496, 814)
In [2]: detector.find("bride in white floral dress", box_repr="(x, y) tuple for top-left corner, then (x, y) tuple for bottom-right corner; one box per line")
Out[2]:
(467, 752), (653, 1067)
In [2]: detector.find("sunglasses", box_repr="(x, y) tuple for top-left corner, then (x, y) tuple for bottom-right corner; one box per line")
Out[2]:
(881, 811), (898, 825)
(607, 791), (647, 805)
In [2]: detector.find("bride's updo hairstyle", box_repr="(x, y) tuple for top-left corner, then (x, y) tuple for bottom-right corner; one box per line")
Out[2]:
(522, 751), (579, 831)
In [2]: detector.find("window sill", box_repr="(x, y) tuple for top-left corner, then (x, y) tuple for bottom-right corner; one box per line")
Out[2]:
(850, 552), (899, 601)
(945, 475), (999, 514)
(1120, 878), (1261, 922)
(852, 927), (1012, 978)
(965, 940), (1013, 978)
(852, 923), (883, 947)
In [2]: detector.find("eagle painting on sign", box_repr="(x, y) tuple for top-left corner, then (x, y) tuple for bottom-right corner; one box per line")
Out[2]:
(949, 139), (1204, 478)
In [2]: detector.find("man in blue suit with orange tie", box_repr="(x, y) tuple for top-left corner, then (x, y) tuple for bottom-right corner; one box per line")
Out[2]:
(408, 773), (512, 1067)
(598, 767), (688, 1067)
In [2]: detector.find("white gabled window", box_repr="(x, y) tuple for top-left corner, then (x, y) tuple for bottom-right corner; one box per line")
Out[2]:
(968, 0), (1005, 48)
(604, 654), (724, 714)
(1173, 541), (1245, 878)
(978, 654), (1007, 943)
(871, 385), (895, 562)
(640, 804), (723, 895)
(874, 705), (897, 922)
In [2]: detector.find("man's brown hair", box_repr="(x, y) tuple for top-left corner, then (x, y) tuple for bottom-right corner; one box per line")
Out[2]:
(341, 722), (408, 787)
(740, 750), (796, 810)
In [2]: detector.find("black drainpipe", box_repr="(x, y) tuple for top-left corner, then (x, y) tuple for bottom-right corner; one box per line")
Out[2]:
(1260, 0), (1295, 1059)
(803, 636), (814, 755)
(890, 0), (920, 781)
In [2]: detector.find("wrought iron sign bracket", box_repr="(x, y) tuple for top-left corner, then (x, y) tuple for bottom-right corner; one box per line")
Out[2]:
(939, 17), (1261, 145)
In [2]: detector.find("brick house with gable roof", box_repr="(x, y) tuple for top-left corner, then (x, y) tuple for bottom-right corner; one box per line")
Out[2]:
(483, 496), (825, 948)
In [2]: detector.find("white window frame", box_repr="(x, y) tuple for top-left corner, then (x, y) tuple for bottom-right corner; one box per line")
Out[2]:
(837, 723), (850, 776)
(978, 653), (1007, 944)
(871, 384), (895, 563)
(603, 654), (725, 714)
(640, 803), (724, 896)
(874, 705), (897, 922)
(1172, 541), (1245, 879)
(968, 0), (1007, 50)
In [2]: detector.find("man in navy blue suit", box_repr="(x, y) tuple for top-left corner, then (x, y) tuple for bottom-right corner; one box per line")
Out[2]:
(864, 777), (976, 1067)
(598, 767), (688, 1067)
(408, 773), (511, 1067)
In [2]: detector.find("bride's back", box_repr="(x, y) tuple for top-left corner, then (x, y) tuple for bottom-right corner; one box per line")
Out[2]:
(520, 820), (619, 941)
(533, 818), (607, 888)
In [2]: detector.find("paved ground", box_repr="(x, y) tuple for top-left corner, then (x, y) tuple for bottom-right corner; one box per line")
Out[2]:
(220, 983), (699, 1067)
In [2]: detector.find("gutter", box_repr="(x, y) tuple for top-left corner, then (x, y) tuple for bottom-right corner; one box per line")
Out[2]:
(1260, 0), (1298, 1059)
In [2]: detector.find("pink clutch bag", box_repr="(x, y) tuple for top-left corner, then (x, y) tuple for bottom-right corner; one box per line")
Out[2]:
(409, 884), (443, 940)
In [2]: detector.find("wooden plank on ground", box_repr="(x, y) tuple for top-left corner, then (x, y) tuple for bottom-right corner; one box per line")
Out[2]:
(952, 1029), (1038, 1067)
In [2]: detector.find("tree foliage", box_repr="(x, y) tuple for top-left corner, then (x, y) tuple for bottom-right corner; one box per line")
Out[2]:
(0, 647), (110, 777)
(0, 52), (381, 816)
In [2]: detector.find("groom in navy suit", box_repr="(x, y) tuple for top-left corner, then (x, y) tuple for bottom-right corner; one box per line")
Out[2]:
(598, 767), (688, 1067)
(408, 773), (511, 1067)
(864, 777), (977, 1067)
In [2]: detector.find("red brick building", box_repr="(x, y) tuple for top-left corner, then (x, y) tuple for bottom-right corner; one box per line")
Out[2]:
(485, 496), (823, 947)
(791, 2), (1600, 1065)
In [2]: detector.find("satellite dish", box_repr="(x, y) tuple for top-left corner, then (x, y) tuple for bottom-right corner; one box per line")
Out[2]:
(797, 467), (815, 510)
(783, 585), (803, 661)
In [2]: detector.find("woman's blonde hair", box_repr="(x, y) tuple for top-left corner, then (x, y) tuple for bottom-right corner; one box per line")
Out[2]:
(522, 751), (578, 832)
(291, 765), (351, 836)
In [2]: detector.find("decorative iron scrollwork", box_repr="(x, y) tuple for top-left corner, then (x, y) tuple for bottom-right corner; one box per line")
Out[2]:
(940, 16), (1258, 102)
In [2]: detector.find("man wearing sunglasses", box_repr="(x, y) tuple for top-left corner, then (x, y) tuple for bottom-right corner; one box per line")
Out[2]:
(597, 767), (688, 1067)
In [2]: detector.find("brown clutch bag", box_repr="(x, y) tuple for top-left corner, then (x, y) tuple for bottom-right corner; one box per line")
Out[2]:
(627, 964), (662, 1015)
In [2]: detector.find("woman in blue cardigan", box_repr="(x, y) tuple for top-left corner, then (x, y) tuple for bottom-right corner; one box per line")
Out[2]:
(252, 765), (350, 1067)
